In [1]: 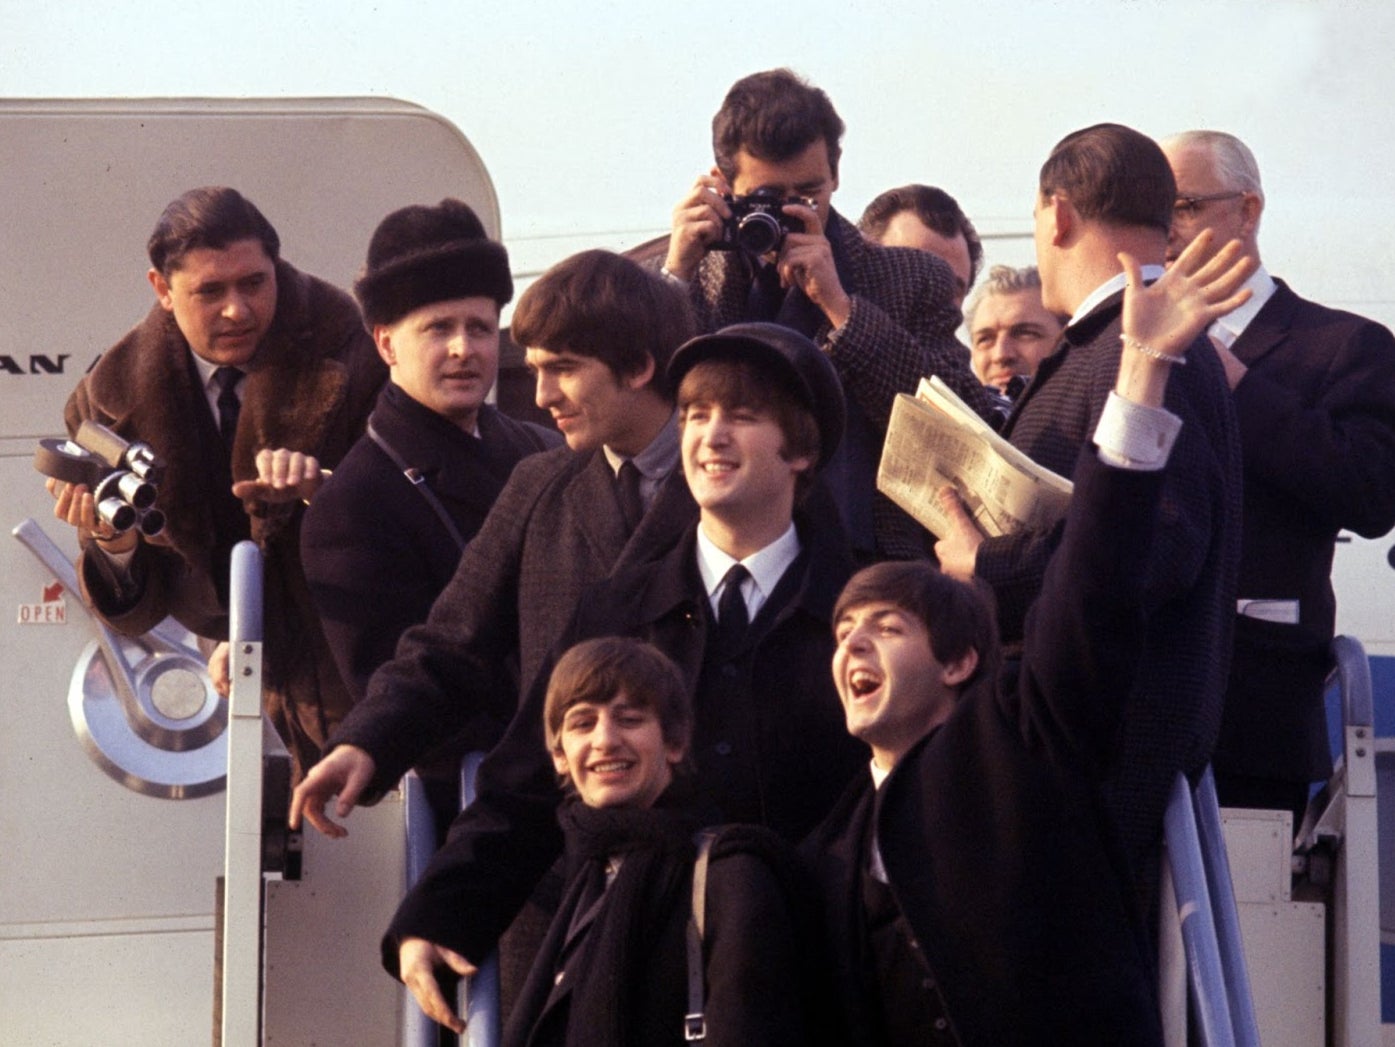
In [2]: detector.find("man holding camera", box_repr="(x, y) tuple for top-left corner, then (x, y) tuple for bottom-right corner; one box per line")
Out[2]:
(48, 186), (385, 779)
(661, 68), (995, 563)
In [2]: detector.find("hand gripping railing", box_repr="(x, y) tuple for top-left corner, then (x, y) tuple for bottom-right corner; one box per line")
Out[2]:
(401, 752), (501, 1047)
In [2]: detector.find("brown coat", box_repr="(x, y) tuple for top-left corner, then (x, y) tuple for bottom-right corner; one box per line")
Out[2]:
(66, 258), (386, 776)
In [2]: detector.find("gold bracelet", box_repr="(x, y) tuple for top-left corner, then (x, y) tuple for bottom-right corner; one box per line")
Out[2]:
(1120, 334), (1187, 366)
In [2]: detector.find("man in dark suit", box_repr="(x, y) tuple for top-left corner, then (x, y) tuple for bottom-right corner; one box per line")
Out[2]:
(661, 68), (994, 562)
(388, 323), (868, 1035)
(50, 186), (385, 778)
(291, 250), (696, 835)
(299, 199), (559, 820)
(806, 242), (1254, 1046)
(1162, 130), (1395, 822)
(934, 124), (1243, 881)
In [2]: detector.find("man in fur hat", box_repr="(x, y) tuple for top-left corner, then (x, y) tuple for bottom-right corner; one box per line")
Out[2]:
(47, 186), (385, 779)
(301, 199), (559, 822)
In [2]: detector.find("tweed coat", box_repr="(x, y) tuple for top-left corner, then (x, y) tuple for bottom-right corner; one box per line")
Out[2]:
(1215, 280), (1395, 785)
(330, 439), (698, 796)
(381, 506), (865, 970)
(974, 289), (1242, 874)
(802, 453), (1167, 1047)
(686, 209), (995, 560)
(65, 258), (386, 776)
(300, 382), (558, 708)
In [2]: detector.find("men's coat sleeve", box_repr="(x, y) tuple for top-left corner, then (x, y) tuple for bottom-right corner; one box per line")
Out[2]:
(329, 453), (554, 793)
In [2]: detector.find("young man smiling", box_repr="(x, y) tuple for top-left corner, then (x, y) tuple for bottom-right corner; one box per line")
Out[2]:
(384, 323), (867, 1033)
(804, 233), (1256, 1046)
(292, 249), (696, 838)
(476, 637), (814, 1046)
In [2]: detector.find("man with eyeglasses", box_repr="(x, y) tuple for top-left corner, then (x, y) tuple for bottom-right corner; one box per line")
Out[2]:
(1162, 130), (1395, 825)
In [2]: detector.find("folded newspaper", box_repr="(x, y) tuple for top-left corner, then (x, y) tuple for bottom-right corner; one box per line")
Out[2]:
(876, 376), (1073, 539)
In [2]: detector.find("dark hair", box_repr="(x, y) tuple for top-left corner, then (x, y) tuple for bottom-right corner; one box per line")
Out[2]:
(712, 68), (844, 184)
(147, 187), (280, 275)
(677, 357), (821, 498)
(834, 561), (999, 693)
(544, 637), (693, 768)
(511, 250), (694, 400)
(1038, 123), (1176, 235)
(858, 184), (984, 285)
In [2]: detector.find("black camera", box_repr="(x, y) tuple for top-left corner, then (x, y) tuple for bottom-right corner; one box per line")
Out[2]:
(710, 188), (810, 256)
(35, 420), (167, 537)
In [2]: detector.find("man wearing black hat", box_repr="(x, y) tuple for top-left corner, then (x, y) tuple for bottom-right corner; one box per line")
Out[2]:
(299, 200), (559, 816)
(386, 322), (867, 1035)
(303, 199), (557, 707)
(48, 186), (385, 778)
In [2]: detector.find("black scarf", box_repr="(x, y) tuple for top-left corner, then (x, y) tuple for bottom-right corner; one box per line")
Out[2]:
(506, 786), (702, 1047)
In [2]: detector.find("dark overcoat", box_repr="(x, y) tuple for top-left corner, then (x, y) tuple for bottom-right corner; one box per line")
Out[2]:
(803, 453), (1167, 1046)
(301, 382), (557, 708)
(381, 507), (866, 970)
(974, 290), (1242, 871)
(330, 441), (698, 795)
(1215, 280), (1395, 784)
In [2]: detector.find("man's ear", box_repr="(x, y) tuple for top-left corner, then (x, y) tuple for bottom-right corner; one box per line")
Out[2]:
(624, 352), (657, 392)
(665, 738), (688, 768)
(148, 268), (174, 312)
(373, 325), (396, 367)
(941, 648), (980, 688)
(1239, 191), (1264, 239)
(1047, 194), (1074, 247)
(550, 747), (571, 778)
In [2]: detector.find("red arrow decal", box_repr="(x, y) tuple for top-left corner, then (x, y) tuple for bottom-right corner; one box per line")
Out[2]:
(42, 582), (65, 602)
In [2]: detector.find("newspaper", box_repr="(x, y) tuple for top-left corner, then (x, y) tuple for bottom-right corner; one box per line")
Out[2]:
(876, 376), (1073, 539)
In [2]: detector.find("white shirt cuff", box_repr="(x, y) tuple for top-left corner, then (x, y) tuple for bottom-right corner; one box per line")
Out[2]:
(1093, 391), (1182, 471)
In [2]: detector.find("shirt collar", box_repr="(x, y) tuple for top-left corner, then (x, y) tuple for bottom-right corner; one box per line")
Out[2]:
(694, 521), (801, 619)
(190, 350), (222, 390)
(870, 758), (892, 790)
(602, 412), (679, 480)
(1069, 265), (1166, 327)
(1209, 264), (1276, 347)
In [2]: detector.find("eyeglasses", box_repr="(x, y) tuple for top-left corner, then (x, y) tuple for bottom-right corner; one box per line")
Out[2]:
(1173, 192), (1244, 219)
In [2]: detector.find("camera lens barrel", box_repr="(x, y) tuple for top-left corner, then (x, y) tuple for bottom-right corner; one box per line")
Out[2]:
(95, 497), (137, 534)
(736, 212), (785, 256)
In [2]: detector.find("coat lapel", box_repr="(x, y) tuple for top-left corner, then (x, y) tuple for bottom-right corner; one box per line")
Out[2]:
(565, 451), (630, 565)
(1229, 280), (1298, 369)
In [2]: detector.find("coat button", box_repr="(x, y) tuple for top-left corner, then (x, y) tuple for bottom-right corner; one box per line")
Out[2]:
(714, 741), (733, 756)
(934, 1017), (948, 1030)
(554, 970), (566, 986)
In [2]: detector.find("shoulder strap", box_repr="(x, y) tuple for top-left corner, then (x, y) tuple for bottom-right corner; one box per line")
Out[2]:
(366, 421), (467, 552)
(684, 829), (719, 1041)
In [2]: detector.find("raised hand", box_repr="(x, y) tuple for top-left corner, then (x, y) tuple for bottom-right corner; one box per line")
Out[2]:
(1118, 229), (1255, 361)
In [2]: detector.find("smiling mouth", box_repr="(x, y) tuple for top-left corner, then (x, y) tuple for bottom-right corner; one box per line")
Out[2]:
(700, 460), (736, 474)
(590, 760), (634, 775)
(848, 669), (881, 699)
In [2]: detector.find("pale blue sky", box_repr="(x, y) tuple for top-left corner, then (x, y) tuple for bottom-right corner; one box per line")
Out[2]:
(3, 0), (1391, 304)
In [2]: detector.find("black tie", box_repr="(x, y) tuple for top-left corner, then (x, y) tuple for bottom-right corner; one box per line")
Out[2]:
(212, 366), (243, 452)
(715, 564), (751, 652)
(616, 459), (644, 533)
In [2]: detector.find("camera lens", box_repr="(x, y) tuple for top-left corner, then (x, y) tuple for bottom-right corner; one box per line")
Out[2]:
(96, 497), (137, 534)
(736, 212), (784, 255)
